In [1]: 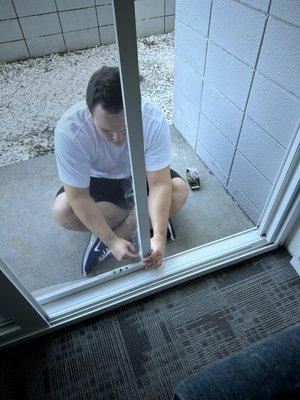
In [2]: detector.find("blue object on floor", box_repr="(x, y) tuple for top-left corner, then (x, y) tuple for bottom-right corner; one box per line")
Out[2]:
(173, 324), (300, 400)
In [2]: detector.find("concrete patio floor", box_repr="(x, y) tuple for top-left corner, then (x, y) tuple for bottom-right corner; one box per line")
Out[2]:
(0, 126), (254, 295)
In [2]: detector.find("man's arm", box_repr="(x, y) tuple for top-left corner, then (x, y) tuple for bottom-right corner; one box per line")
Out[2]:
(141, 166), (172, 269)
(64, 184), (138, 261)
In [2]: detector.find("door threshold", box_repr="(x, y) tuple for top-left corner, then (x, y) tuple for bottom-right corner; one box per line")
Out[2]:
(1, 228), (278, 348)
(37, 227), (259, 306)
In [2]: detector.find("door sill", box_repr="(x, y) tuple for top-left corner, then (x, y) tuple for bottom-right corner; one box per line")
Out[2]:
(1, 228), (278, 348)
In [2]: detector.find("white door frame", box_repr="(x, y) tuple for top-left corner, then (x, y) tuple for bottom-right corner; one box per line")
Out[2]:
(0, 0), (299, 347)
(0, 258), (49, 332)
(258, 120), (300, 245)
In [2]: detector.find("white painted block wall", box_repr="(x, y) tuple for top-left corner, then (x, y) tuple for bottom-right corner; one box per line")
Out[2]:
(173, 0), (300, 224)
(0, 0), (175, 62)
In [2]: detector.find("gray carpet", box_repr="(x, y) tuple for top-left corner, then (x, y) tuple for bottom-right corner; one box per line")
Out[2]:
(1, 247), (299, 400)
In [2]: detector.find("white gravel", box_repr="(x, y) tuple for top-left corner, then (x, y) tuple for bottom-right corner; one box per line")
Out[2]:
(0, 32), (174, 167)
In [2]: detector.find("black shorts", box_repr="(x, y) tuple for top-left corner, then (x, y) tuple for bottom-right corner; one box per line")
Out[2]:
(55, 168), (183, 209)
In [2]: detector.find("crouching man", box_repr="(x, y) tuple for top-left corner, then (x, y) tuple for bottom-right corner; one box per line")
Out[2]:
(52, 66), (189, 275)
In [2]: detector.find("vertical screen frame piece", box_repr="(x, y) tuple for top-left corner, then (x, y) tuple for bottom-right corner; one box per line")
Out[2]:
(112, 0), (151, 258)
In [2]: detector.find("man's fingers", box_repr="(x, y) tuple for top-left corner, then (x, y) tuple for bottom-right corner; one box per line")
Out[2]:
(121, 251), (138, 261)
(141, 251), (162, 268)
(143, 258), (163, 269)
(142, 249), (160, 263)
(127, 242), (138, 254)
(154, 260), (162, 269)
(142, 249), (153, 260)
(142, 257), (161, 267)
(125, 250), (139, 260)
(123, 242), (139, 260)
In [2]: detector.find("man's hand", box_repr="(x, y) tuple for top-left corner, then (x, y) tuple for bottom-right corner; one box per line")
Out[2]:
(141, 233), (166, 269)
(109, 237), (139, 262)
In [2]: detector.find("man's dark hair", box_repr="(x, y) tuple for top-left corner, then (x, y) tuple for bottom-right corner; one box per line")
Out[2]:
(86, 66), (123, 114)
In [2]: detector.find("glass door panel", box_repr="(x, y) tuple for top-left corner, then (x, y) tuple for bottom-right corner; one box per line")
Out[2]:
(0, 7), (146, 298)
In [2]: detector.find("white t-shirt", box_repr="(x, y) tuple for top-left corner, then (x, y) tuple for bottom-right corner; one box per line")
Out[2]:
(54, 98), (172, 188)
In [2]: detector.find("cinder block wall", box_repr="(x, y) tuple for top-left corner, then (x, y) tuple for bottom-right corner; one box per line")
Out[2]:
(0, 0), (175, 62)
(173, 0), (300, 224)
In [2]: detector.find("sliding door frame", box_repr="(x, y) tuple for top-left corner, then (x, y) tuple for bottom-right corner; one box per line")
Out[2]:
(0, 258), (49, 332)
(258, 120), (300, 245)
(0, 0), (299, 348)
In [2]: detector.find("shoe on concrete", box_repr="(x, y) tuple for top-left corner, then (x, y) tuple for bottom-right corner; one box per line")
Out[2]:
(82, 234), (111, 276)
(150, 220), (176, 240)
(167, 220), (176, 241)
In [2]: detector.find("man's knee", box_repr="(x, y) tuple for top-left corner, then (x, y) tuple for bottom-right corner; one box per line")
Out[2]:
(124, 210), (136, 230)
(171, 178), (189, 215)
(52, 195), (75, 229)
